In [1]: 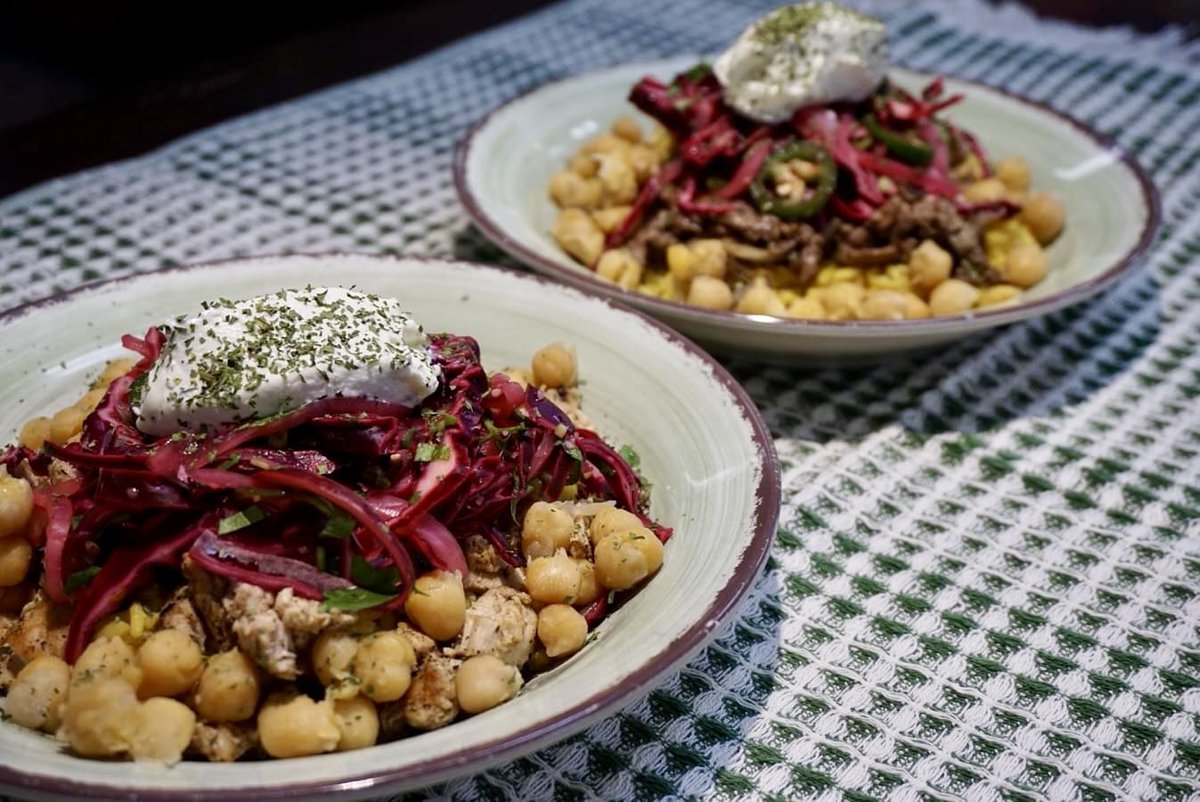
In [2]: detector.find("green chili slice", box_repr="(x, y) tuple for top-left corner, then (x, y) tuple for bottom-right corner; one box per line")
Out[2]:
(750, 141), (836, 220)
(863, 114), (933, 166)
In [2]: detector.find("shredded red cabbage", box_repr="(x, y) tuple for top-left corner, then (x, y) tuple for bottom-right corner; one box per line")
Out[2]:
(609, 64), (1012, 248)
(24, 330), (667, 661)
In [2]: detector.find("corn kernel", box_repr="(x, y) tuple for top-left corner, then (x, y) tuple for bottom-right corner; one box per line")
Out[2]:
(666, 243), (695, 281)
(976, 284), (1023, 308)
(866, 264), (912, 292)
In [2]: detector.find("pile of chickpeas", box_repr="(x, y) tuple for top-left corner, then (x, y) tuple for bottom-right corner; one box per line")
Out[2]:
(0, 343), (666, 762)
(549, 117), (1067, 321)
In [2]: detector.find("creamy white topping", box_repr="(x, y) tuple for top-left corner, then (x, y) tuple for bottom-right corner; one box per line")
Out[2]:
(135, 286), (441, 436)
(713, 2), (887, 124)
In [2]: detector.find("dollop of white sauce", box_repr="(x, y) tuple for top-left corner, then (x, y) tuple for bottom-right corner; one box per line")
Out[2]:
(713, 2), (887, 124)
(136, 286), (441, 436)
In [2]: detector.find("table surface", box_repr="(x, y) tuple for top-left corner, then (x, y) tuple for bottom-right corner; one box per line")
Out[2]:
(2, 0), (1200, 799)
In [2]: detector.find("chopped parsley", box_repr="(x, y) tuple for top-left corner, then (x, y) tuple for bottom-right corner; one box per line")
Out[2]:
(217, 505), (266, 535)
(414, 442), (451, 462)
(65, 566), (101, 593)
(618, 444), (642, 469)
(350, 555), (400, 595)
(320, 587), (397, 612)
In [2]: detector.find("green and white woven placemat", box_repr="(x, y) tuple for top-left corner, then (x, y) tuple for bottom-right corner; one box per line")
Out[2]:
(3, 0), (1199, 799)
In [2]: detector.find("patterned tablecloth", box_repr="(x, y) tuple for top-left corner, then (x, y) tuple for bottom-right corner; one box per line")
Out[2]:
(3, 0), (1200, 799)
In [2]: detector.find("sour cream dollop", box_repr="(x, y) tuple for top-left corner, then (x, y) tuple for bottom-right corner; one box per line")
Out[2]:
(135, 286), (441, 436)
(713, 2), (888, 124)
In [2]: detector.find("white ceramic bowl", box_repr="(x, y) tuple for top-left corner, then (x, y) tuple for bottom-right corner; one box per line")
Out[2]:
(0, 255), (779, 801)
(455, 57), (1160, 363)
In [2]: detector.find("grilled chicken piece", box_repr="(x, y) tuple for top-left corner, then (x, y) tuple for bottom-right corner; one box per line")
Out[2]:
(403, 652), (460, 731)
(455, 587), (536, 667)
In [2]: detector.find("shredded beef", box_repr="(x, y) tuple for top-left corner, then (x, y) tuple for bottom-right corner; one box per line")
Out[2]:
(827, 196), (1000, 284)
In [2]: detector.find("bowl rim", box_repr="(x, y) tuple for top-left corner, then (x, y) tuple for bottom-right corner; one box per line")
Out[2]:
(0, 253), (782, 802)
(453, 58), (1162, 338)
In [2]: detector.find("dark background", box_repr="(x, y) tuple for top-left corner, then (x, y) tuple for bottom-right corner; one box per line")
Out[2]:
(1, 0), (1196, 197)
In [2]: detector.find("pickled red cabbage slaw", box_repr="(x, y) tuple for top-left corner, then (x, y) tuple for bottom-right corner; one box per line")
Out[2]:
(3, 328), (669, 663)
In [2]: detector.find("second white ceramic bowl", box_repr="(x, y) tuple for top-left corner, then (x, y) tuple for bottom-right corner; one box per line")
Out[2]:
(456, 57), (1159, 364)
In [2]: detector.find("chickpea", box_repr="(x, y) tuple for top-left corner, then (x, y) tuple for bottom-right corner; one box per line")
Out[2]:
(522, 501), (574, 559)
(525, 551), (583, 605)
(687, 276), (734, 310)
(963, 178), (1007, 204)
(404, 571), (467, 642)
(568, 153), (598, 178)
(1000, 242), (1048, 288)
(353, 631), (416, 703)
(1019, 191), (1066, 244)
(736, 278), (786, 316)
(929, 279), (982, 317)
(312, 629), (360, 694)
(690, 239), (727, 278)
(589, 507), (642, 543)
(129, 697), (195, 763)
(72, 636), (142, 689)
(194, 649), (261, 722)
(582, 132), (632, 157)
(574, 559), (602, 607)
(593, 526), (664, 591)
(786, 294), (828, 320)
(992, 156), (1031, 191)
(596, 153), (638, 205)
(818, 282), (865, 321)
(666, 243), (696, 282)
(553, 209), (605, 266)
(909, 239), (953, 297)
(592, 207), (631, 234)
(904, 295), (932, 319)
(0, 473), (33, 539)
(531, 342), (577, 388)
(258, 693), (341, 758)
(48, 405), (87, 446)
(627, 144), (659, 182)
(537, 605), (588, 658)
(18, 417), (51, 451)
(74, 387), (107, 413)
(59, 677), (140, 757)
(595, 248), (643, 290)
(94, 358), (136, 389)
(6, 655), (70, 732)
(455, 655), (524, 714)
(549, 171), (603, 209)
(333, 695), (380, 752)
(976, 284), (1023, 308)
(859, 289), (913, 321)
(611, 116), (642, 144)
(136, 629), (204, 699)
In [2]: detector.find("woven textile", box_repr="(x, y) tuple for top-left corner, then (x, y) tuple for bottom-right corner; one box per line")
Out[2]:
(3, 0), (1200, 799)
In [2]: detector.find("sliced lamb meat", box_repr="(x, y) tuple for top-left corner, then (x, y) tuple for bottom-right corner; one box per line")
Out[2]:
(839, 195), (999, 283)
